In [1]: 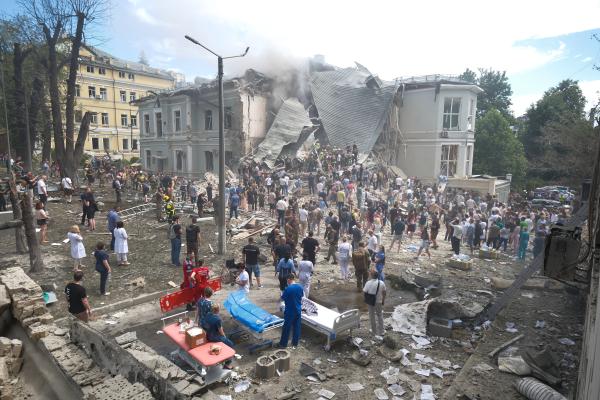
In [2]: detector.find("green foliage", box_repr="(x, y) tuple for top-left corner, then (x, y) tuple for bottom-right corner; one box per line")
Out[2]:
(473, 109), (527, 188)
(458, 68), (513, 119)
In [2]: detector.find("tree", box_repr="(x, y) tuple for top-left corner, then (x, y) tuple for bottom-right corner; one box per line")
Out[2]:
(523, 79), (586, 160)
(21, 191), (44, 272)
(458, 68), (513, 118)
(473, 109), (527, 188)
(24, 0), (106, 178)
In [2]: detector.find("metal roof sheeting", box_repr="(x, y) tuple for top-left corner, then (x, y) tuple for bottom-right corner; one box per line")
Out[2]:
(309, 67), (399, 154)
(252, 98), (312, 168)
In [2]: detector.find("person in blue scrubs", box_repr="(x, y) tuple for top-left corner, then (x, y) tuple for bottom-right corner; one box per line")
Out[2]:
(278, 273), (304, 349)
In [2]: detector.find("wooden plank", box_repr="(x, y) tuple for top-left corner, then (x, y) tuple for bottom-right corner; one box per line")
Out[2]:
(487, 333), (525, 358)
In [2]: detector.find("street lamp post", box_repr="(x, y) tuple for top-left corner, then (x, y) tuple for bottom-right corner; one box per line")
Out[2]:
(185, 35), (249, 255)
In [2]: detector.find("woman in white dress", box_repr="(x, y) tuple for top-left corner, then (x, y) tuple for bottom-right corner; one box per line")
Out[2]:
(68, 225), (86, 271)
(298, 252), (314, 297)
(337, 235), (353, 280)
(113, 221), (130, 266)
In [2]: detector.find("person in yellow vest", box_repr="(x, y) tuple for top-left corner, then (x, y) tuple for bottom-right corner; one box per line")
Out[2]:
(164, 196), (175, 223)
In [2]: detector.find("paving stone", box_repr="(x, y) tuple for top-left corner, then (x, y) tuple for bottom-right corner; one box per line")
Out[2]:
(33, 303), (48, 316)
(37, 314), (54, 324)
(171, 379), (190, 392)
(20, 316), (41, 327)
(180, 381), (202, 396)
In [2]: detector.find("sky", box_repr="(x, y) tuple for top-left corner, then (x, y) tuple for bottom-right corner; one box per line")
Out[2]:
(3, 0), (600, 116)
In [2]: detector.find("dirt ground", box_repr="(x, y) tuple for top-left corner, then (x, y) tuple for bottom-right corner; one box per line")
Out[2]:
(0, 182), (586, 399)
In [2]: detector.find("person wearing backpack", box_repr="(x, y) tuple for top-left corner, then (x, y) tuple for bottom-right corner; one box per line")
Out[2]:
(169, 215), (182, 267)
(185, 217), (201, 262)
(363, 269), (386, 337)
(276, 255), (297, 293)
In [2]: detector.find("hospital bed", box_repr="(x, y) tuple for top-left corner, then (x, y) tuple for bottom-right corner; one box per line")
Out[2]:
(161, 311), (235, 386)
(224, 291), (284, 353)
(300, 298), (360, 350)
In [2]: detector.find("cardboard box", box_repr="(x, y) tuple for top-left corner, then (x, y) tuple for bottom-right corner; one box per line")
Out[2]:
(479, 249), (499, 259)
(185, 327), (206, 349)
(446, 259), (473, 271)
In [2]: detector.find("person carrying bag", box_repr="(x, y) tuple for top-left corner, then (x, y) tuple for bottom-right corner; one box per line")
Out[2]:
(363, 269), (386, 336)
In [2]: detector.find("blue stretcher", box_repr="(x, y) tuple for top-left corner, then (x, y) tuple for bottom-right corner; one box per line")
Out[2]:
(224, 291), (284, 353)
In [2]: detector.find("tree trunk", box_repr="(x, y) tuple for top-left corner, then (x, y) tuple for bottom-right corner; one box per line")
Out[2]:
(20, 192), (44, 273)
(63, 12), (86, 177)
(28, 77), (44, 152)
(40, 100), (52, 163)
(42, 23), (65, 172)
(12, 43), (30, 168)
(8, 176), (27, 254)
(0, 220), (24, 230)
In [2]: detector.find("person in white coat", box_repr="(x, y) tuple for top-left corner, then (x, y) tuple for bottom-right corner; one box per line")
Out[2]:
(337, 236), (353, 280)
(113, 221), (130, 266)
(68, 225), (86, 271)
(297, 252), (314, 297)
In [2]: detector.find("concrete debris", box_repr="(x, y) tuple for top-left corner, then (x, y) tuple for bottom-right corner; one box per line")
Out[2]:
(472, 363), (495, 374)
(558, 338), (575, 346)
(115, 331), (137, 345)
(498, 354), (532, 376)
(234, 379), (251, 393)
(350, 351), (371, 367)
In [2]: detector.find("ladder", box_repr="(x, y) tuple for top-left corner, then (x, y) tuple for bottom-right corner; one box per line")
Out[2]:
(117, 203), (155, 221)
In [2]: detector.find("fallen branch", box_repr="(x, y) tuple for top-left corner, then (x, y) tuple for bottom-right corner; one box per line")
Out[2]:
(488, 333), (525, 358)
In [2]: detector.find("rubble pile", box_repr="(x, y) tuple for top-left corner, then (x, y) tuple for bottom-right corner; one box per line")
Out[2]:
(0, 337), (23, 398)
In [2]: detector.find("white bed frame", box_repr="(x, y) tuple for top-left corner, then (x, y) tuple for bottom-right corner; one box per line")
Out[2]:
(300, 299), (360, 350)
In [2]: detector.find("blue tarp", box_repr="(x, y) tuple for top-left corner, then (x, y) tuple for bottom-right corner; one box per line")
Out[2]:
(224, 291), (283, 333)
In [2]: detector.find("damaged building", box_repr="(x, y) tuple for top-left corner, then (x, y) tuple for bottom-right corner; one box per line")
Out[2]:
(139, 60), (507, 196)
(137, 70), (273, 176)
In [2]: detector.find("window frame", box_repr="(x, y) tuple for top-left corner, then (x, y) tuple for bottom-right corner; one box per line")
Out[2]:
(155, 112), (163, 137)
(99, 87), (107, 100)
(442, 97), (461, 131)
(129, 92), (136, 102)
(102, 137), (110, 151)
(88, 86), (96, 98)
(143, 114), (151, 135)
(98, 67), (106, 75)
(120, 90), (126, 102)
(173, 109), (182, 132)
(205, 151), (214, 171)
(118, 71), (126, 78)
(90, 112), (98, 125)
(120, 114), (128, 127)
(440, 144), (459, 177)
(101, 112), (109, 126)
(130, 114), (137, 128)
(86, 65), (94, 73)
(122, 138), (129, 150)
(204, 110), (213, 130)
(465, 144), (473, 176)
(91, 137), (99, 150)
(128, 73), (135, 80)
(75, 84), (80, 97)
(132, 139), (138, 151)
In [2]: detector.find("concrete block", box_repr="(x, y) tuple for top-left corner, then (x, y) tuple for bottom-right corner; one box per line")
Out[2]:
(180, 381), (202, 396)
(428, 317), (453, 338)
(0, 286), (10, 314)
(479, 249), (499, 259)
(7, 358), (22, 376)
(115, 331), (137, 346)
(0, 358), (9, 385)
(20, 316), (41, 327)
(40, 335), (68, 353)
(446, 259), (473, 271)
(10, 340), (22, 359)
(33, 303), (47, 316)
(37, 314), (54, 325)
(172, 379), (190, 392)
(27, 323), (50, 341)
(0, 339), (11, 357)
(256, 355), (276, 379)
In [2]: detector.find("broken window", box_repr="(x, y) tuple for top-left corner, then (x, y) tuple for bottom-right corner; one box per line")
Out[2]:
(465, 145), (473, 176)
(174, 110), (181, 132)
(103, 137), (110, 151)
(92, 138), (99, 150)
(205, 151), (214, 171)
(224, 107), (232, 129)
(156, 112), (162, 137)
(443, 97), (461, 131)
(440, 144), (458, 177)
(205, 110), (213, 130)
(99, 88), (107, 100)
(143, 114), (150, 135)
(176, 150), (184, 171)
(145, 150), (151, 168)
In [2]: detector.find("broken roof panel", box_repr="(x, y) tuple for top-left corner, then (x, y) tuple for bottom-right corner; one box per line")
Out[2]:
(309, 67), (399, 154)
(251, 98), (312, 168)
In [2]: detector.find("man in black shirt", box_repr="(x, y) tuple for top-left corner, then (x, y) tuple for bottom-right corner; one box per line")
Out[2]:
(273, 237), (292, 267)
(301, 231), (320, 266)
(242, 237), (262, 288)
(64, 270), (91, 322)
(186, 217), (201, 262)
(206, 182), (213, 202)
(170, 215), (183, 267)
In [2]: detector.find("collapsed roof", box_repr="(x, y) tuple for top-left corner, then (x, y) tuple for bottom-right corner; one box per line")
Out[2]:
(309, 66), (400, 154)
(250, 98), (313, 168)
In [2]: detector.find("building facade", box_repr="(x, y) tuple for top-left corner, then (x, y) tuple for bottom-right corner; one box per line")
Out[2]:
(394, 76), (483, 180)
(74, 46), (175, 159)
(138, 72), (271, 176)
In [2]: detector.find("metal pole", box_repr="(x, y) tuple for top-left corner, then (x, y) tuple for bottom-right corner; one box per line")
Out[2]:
(217, 56), (226, 255)
(0, 56), (12, 162)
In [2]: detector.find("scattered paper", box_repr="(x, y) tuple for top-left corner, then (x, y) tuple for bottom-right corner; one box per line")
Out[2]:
(401, 356), (413, 366)
(438, 360), (452, 369)
(347, 382), (364, 392)
(559, 338), (576, 346)
(318, 389), (335, 399)
(421, 384), (435, 400)
(219, 396), (232, 400)
(412, 335), (431, 346)
(431, 367), (444, 378)
(62, 238), (70, 243)
(352, 337), (364, 347)
(374, 388), (389, 400)
(414, 369), (430, 377)
(50, 243), (62, 246)
(388, 384), (406, 397)
(473, 363), (494, 373)
(234, 380), (251, 393)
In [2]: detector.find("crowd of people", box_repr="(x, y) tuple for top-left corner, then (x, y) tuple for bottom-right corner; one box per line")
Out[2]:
(2, 144), (574, 356)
